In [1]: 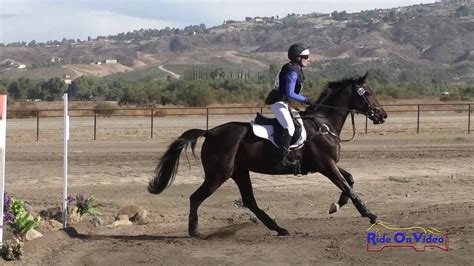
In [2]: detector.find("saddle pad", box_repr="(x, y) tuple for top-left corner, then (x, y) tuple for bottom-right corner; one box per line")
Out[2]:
(250, 119), (306, 150)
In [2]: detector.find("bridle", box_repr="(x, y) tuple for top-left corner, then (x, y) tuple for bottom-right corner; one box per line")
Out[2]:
(303, 82), (381, 142)
(354, 83), (381, 123)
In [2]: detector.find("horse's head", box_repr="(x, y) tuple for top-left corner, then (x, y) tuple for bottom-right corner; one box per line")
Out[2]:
(349, 72), (387, 124)
(306, 72), (387, 124)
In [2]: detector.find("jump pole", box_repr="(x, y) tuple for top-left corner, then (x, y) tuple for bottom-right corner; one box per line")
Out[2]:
(0, 95), (7, 248)
(62, 94), (69, 228)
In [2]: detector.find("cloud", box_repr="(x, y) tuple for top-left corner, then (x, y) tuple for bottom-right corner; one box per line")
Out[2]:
(0, 7), (183, 43)
(0, 0), (435, 43)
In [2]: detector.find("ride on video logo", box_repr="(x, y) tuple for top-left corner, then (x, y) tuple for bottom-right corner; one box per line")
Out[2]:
(366, 221), (448, 252)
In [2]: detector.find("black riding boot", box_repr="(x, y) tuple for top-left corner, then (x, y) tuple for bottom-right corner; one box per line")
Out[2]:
(276, 129), (300, 175)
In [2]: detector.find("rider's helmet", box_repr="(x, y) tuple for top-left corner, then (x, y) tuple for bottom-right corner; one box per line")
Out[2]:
(288, 43), (310, 62)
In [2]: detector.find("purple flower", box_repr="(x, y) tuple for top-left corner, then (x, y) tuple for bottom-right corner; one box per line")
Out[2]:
(4, 211), (15, 224)
(3, 192), (15, 224)
(76, 192), (86, 208)
(66, 196), (75, 205)
(4, 192), (10, 209)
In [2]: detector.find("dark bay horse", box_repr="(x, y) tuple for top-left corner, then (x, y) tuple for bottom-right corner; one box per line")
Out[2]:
(148, 73), (387, 237)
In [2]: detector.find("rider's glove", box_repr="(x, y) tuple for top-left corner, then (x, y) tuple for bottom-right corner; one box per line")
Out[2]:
(303, 98), (312, 105)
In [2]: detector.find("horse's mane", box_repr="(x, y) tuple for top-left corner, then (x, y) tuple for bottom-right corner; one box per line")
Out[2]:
(315, 77), (357, 104)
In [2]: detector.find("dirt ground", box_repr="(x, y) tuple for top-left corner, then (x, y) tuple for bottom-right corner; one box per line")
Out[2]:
(2, 114), (474, 265)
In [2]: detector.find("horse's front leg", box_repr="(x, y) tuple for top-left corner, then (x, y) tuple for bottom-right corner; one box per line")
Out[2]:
(322, 162), (377, 224)
(329, 167), (353, 214)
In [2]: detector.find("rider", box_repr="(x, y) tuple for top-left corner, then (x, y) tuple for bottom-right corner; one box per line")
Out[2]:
(265, 43), (311, 169)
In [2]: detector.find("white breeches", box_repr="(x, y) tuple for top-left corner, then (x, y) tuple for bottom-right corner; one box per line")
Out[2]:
(270, 101), (295, 136)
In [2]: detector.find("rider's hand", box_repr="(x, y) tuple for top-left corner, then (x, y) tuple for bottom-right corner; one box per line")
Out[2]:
(304, 98), (312, 105)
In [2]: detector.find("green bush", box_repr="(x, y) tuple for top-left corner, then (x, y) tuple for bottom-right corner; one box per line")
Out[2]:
(2, 239), (24, 261)
(68, 192), (101, 216)
(94, 101), (117, 116)
(9, 199), (41, 237)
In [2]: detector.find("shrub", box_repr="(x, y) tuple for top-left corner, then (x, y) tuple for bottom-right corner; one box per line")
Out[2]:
(94, 101), (117, 117)
(67, 192), (101, 216)
(2, 239), (24, 261)
(2, 192), (41, 238)
(8, 199), (41, 237)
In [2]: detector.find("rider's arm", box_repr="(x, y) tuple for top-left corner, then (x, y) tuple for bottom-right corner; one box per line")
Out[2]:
(284, 71), (308, 104)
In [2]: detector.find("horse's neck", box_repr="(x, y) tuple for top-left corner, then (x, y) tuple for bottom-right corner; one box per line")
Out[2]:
(314, 97), (351, 135)
(316, 109), (349, 135)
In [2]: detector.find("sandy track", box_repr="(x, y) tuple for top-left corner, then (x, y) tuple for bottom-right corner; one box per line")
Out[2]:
(2, 115), (473, 264)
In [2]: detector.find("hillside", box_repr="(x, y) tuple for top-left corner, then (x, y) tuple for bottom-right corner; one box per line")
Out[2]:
(0, 2), (473, 84)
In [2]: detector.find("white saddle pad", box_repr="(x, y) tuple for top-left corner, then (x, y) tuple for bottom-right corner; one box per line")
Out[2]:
(250, 117), (306, 150)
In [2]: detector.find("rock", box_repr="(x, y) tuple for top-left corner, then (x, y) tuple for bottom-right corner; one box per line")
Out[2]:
(111, 219), (133, 227)
(117, 205), (140, 219)
(25, 229), (43, 241)
(37, 219), (64, 233)
(39, 207), (62, 220)
(405, 193), (410, 197)
(117, 205), (148, 224)
(116, 214), (130, 221)
(91, 217), (102, 227)
(130, 209), (148, 224)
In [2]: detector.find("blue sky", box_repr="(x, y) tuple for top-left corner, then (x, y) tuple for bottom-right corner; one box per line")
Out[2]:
(0, 0), (435, 43)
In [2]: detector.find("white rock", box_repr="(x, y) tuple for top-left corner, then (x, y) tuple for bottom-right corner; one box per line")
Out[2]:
(111, 220), (133, 227)
(25, 229), (43, 241)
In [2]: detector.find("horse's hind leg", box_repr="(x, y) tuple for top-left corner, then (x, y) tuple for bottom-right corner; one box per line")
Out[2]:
(189, 178), (225, 237)
(232, 169), (289, 236)
(329, 167), (354, 214)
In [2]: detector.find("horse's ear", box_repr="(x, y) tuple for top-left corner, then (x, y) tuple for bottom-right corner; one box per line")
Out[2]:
(356, 72), (368, 84)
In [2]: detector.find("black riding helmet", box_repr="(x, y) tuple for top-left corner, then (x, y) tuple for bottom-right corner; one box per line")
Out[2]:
(288, 43), (310, 62)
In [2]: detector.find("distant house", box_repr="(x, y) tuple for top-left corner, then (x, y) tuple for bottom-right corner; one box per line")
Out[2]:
(50, 57), (62, 63)
(17, 64), (26, 69)
(63, 75), (72, 84)
(105, 59), (117, 64)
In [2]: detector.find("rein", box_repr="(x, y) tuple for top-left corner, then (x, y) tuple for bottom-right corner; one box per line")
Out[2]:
(303, 110), (356, 142)
(301, 82), (376, 143)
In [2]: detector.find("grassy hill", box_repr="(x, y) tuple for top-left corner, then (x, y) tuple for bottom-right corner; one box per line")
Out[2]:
(1, 2), (473, 85)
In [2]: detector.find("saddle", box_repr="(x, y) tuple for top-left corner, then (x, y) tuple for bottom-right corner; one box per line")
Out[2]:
(251, 111), (307, 175)
(254, 113), (302, 146)
(251, 109), (306, 151)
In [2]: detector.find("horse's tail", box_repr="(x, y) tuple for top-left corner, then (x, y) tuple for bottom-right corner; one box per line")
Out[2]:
(148, 129), (206, 194)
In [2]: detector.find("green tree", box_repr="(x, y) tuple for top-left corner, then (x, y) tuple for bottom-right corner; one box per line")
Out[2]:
(41, 77), (66, 101)
(455, 6), (471, 17)
(177, 81), (214, 106)
(27, 83), (46, 100)
(27, 40), (37, 47)
(269, 63), (279, 76)
(67, 76), (102, 100)
(8, 78), (32, 101)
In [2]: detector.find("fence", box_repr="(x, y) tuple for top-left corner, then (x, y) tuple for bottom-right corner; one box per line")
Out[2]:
(6, 103), (473, 141)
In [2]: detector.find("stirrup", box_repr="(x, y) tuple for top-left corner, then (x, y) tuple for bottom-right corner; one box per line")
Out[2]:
(285, 151), (301, 176)
(289, 156), (301, 176)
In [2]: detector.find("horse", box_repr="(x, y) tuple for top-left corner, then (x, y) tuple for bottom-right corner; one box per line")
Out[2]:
(148, 73), (387, 237)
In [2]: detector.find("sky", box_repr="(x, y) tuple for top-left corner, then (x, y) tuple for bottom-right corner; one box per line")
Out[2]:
(0, 0), (436, 44)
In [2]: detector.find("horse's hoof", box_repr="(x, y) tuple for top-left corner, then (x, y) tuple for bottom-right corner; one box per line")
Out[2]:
(368, 213), (378, 224)
(329, 203), (340, 214)
(277, 229), (290, 236)
(189, 231), (207, 239)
